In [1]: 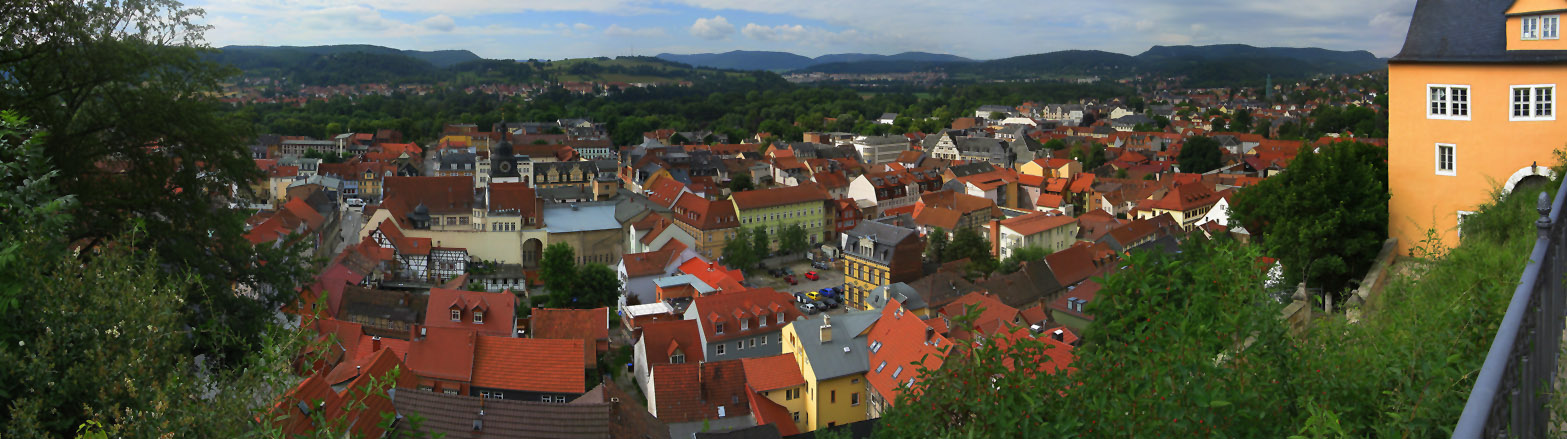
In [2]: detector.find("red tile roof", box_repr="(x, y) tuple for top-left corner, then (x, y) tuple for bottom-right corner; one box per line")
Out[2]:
(639, 319), (705, 366)
(865, 300), (948, 404)
(679, 258), (746, 292)
(622, 243), (686, 278)
(651, 359), (752, 423)
(746, 389), (801, 436)
(691, 289), (800, 342)
(1044, 243), (1115, 287)
(730, 183), (830, 210)
(741, 354), (806, 392)
(472, 336), (587, 394)
(382, 176), (476, 216)
(940, 292), (1023, 339)
(488, 182), (541, 222)
(1048, 280), (1102, 322)
(423, 288), (516, 338)
(281, 198), (326, 230)
(404, 326), (476, 383)
(1000, 212), (1077, 236)
(647, 178), (688, 208)
(1149, 182), (1221, 212)
(269, 375), (342, 437)
(671, 196), (740, 231)
(530, 307), (609, 366)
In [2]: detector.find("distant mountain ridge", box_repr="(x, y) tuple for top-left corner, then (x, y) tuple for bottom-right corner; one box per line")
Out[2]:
(216, 45), (482, 68)
(654, 50), (974, 71)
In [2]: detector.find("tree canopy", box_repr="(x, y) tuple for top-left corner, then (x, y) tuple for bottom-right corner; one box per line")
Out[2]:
(1177, 136), (1223, 174)
(1230, 141), (1389, 298)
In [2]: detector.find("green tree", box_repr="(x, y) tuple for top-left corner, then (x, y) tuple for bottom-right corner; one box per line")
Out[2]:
(557, 263), (621, 309)
(997, 246), (1049, 274)
(1042, 139), (1067, 151)
(538, 242), (578, 294)
(1178, 136), (1223, 174)
(1230, 141), (1389, 301)
(729, 173), (755, 193)
(1231, 109), (1254, 133)
(989, 111), (1008, 121)
(752, 226), (771, 258)
(722, 228), (758, 271)
(779, 223), (809, 255)
(668, 132), (690, 145)
(1153, 115), (1171, 129)
(945, 227), (996, 275)
(2, 0), (314, 362)
(925, 227), (949, 262)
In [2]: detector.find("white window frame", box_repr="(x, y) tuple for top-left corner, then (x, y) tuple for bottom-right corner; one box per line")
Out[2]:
(1510, 84), (1556, 121)
(1427, 84), (1471, 120)
(717, 344), (725, 355)
(1524, 16), (1542, 40)
(1458, 210), (1476, 239)
(450, 309), (461, 321)
(473, 310), (484, 324)
(1547, 16), (1562, 39)
(1435, 143), (1457, 176)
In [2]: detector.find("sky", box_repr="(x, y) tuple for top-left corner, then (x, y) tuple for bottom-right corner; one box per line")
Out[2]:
(190, 0), (1420, 61)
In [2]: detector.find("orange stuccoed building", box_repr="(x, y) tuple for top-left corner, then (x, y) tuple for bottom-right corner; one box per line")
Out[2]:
(1388, 0), (1566, 255)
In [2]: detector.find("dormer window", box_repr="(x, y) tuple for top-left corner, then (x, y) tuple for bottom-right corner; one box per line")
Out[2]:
(473, 311), (484, 324)
(1523, 16), (1559, 40)
(716, 322), (725, 334)
(670, 353), (686, 364)
(450, 309), (461, 321)
(741, 319), (749, 331)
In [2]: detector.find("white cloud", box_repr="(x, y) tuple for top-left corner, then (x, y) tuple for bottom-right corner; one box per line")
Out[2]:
(418, 14), (455, 32)
(604, 24), (666, 38)
(689, 15), (735, 40)
(574, 22), (595, 31)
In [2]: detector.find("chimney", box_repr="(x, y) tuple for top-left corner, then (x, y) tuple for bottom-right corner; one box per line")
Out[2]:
(820, 315), (833, 343)
(925, 326), (935, 344)
(372, 336), (382, 352)
(989, 219), (1002, 257)
(1052, 329), (1065, 342)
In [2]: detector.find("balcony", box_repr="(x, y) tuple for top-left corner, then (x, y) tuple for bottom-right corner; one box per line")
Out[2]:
(1453, 188), (1567, 438)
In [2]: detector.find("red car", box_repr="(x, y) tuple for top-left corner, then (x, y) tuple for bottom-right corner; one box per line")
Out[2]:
(785, 275), (797, 285)
(804, 271), (820, 281)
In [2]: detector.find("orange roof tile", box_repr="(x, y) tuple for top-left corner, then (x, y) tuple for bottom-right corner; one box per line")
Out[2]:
(530, 307), (609, 366)
(404, 326), (476, 382)
(741, 354), (806, 392)
(639, 319), (705, 366)
(1000, 212), (1077, 236)
(865, 300), (948, 404)
(472, 336), (586, 394)
(730, 183), (830, 210)
(690, 289), (800, 342)
(424, 288), (516, 338)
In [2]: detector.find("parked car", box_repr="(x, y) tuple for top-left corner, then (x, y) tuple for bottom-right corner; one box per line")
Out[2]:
(781, 267), (794, 276)
(345, 198), (366, 210)
(806, 290), (822, 301)
(812, 261), (831, 269)
(770, 268), (785, 278)
(804, 271), (820, 281)
(829, 287), (844, 297)
(797, 302), (820, 314)
(818, 288), (839, 299)
(820, 296), (840, 309)
(785, 275), (797, 285)
(794, 292), (813, 303)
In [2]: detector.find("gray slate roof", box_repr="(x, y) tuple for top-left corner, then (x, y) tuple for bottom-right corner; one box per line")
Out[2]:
(867, 283), (928, 311)
(1394, 0), (1567, 63)
(790, 311), (880, 380)
(841, 220), (918, 266)
(542, 203), (622, 233)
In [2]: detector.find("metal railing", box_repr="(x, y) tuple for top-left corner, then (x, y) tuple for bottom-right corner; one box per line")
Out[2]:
(1453, 187), (1567, 438)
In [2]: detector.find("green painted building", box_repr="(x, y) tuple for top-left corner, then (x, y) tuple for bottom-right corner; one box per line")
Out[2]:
(730, 183), (832, 251)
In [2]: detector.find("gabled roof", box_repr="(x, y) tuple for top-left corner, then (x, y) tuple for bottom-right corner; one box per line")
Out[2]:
(424, 288), (516, 338)
(745, 387), (801, 436)
(404, 326), (477, 382)
(741, 354), (806, 392)
(671, 196), (740, 231)
(641, 319), (706, 367)
(790, 311), (880, 380)
(976, 261), (1064, 309)
(1001, 211), (1077, 236)
(391, 387), (616, 439)
(1150, 182), (1221, 212)
(939, 292), (1022, 339)
(472, 336), (587, 394)
(488, 182), (540, 219)
(651, 360), (751, 423)
(530, 307), (609, 367)
(1044, 243), (1115, 287)
(864, 300), (948, 403)
(1048, 280), (1103, 321)
(1394, 0), (1567, 63)
(730, 183), (830, 210)
(382, 176), (475, 217)
(690, 289), (801, 342)
(622, 244), (687, 278)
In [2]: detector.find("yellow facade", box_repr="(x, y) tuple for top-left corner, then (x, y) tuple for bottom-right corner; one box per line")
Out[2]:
(1506, 1), (1567, 51)
(841, 256), (888, 310)
(757, 384), (809, 433)
(1387, 62), (1564, 255)
(779, 324), (870, 432)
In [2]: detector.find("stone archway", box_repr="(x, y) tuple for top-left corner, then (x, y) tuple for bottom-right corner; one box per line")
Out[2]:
(1504, 165), (1557, 194)
(521, 238), (544, 269)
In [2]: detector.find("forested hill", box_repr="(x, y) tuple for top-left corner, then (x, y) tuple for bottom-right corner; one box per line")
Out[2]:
(208, 45), (752, 86)
(792, 44), (1388, 85)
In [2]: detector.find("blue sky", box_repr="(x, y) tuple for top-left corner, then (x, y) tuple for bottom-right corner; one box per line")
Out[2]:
(190, 0), (1420, 60)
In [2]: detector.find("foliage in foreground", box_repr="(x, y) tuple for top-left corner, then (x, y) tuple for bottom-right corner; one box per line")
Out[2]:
(876, 177), (1552, 437)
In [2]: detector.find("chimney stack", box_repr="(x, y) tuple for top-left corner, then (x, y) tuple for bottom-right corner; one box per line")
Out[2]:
(989, 219), (1002, 257)
(1052, 329), (1064, 342)
(925, 326), (935, 344)
(820, 314), (833, 343)
(372, 336), (382, 352)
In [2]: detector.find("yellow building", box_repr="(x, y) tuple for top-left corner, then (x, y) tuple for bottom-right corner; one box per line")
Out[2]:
(1388, 0), (1564, 255)
(779, 312), (880, 431)
(840, 219), (924, 310)
(742, 354), (810, 433)
(731, 183), (832, 250)
(1134, 182), (1222, 230)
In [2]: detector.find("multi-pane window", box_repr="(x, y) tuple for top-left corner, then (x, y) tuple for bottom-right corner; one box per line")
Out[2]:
(473, 311), (484, 324)
(1428, 85), (1470, 119)
(450, 309), (461, 321)
(1436, 143), (1457, 176)
(1524, 16), (1560, 39)
(1512, 85), (1555, 120)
